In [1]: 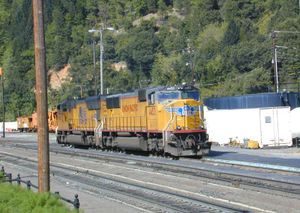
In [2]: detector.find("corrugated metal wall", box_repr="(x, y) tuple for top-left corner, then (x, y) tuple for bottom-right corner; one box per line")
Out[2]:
(204, 92), (300, 110)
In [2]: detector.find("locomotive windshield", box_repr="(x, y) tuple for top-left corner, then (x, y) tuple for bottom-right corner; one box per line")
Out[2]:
(157, 91), (180, 104)
(157, 89), (200, 104)
(181, 90), (200, 101)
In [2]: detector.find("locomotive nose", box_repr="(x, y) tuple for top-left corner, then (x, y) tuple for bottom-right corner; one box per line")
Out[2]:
(162, 99), (203, 131)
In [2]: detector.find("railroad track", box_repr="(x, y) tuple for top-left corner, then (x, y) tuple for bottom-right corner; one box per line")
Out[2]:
(0, 148), (248, 213)
(3, 142), (300, 198)
(1, 141), (300, 211)
(51, 146), (300, 197)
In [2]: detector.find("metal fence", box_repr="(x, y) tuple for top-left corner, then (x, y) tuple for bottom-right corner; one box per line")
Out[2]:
(0, 166), (80, 209)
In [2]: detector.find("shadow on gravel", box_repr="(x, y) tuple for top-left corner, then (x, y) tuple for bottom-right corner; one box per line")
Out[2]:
(206, 150), (236, 157)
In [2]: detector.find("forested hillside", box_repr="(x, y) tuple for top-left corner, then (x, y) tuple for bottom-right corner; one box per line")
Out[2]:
(0, 0), (299, 120)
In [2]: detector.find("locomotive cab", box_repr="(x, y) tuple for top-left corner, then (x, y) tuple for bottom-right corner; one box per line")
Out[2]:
(151, 86), (210, 156)
(156, 86), (200, 104)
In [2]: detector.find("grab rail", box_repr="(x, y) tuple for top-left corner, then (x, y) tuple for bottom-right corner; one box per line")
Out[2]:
(162, 108), (173, 147)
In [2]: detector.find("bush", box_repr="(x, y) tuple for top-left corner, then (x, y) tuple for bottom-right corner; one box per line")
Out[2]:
(0, 183), (78, 213)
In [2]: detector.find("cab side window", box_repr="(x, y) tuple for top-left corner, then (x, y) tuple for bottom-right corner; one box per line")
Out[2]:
(148, 93), (155, 105)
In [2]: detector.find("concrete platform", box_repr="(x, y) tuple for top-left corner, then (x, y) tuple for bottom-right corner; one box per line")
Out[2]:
(206, 145), (300, 169)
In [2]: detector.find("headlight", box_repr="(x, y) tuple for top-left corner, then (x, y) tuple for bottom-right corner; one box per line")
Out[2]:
(177, 125), (181, 130)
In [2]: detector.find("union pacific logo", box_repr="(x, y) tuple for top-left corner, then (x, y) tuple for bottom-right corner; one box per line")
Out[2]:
(164, 105), (202, 116)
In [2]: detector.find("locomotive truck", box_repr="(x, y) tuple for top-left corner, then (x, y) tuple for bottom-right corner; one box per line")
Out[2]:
(56, 85), (211, 157)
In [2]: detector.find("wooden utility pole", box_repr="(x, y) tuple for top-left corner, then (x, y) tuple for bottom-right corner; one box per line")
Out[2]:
(0, 67), (4, 138)
(272, 31), (279, 93)
(32, 0), (50, 193)
(189, 47), (195, 86)
(93, 41), (97, 96)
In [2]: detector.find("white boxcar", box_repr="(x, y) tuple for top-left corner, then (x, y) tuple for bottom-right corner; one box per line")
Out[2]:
(205, 106), (292, 147)
(290, 107), (300, 138)
(0, 122), (18, 132)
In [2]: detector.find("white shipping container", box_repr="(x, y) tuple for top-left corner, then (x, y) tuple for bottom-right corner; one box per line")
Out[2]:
(0, 122), (18, 132)
(204, 106), (292, 147)
(290, 107), (300, 138)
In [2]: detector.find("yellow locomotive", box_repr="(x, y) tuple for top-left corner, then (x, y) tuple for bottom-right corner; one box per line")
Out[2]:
(56, 85), (211, 157)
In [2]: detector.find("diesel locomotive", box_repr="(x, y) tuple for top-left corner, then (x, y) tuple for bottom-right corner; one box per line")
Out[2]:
(17, 110), (58, 132)
(56, 85), (211, 157)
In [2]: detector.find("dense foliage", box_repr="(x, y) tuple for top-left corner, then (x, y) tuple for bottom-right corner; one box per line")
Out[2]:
(0, 0), (299, 120)
(0, 183), (76, 213)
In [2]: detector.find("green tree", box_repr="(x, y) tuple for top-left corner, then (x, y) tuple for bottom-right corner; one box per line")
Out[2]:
(151, 52), (187, 85)
(222, 19), (240, 46)
(117, 20), (160, 81)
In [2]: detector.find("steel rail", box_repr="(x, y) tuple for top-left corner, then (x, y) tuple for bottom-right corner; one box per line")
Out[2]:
(51, 146), (300, 195)
(0, 150), (248, 213)
(3, 142), (300, 197)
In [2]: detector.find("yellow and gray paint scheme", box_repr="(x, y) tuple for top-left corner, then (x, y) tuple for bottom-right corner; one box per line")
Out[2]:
(56, 85), (211, 157)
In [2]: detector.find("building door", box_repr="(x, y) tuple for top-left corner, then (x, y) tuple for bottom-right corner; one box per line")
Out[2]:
(259, 108), (278, 147)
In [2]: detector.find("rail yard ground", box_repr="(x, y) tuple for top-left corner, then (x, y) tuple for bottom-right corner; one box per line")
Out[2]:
(0, 132), (300, 212)
(208, 145), (300, 167)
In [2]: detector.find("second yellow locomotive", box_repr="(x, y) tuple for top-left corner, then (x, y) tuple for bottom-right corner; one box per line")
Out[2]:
(56, 85), (211, 157)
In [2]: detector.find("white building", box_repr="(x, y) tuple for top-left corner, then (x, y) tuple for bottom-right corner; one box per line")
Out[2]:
(0, 121), (18, 132)
(205, 106), (292, 147)
(204, 93), (299, 147)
